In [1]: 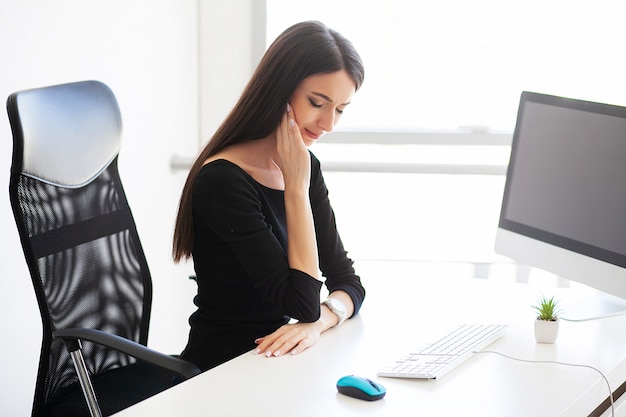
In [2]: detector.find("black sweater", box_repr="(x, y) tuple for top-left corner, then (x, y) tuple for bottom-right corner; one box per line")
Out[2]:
(180, 153), (366, 371)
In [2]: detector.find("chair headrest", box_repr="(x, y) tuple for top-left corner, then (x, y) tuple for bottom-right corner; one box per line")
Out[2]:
(9, 80), (122, 187)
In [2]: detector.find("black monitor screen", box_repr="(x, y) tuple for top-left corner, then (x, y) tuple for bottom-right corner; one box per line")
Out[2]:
(499, 92), (626, 268)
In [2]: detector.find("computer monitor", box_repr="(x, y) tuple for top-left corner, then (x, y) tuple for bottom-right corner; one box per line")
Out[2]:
(495, 91), (626, 320)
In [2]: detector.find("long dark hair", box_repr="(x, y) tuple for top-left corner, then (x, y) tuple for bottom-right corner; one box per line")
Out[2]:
(173, 21), (364, 262)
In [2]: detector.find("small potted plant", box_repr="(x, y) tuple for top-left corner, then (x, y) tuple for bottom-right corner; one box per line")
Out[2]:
(532, 294), (561, 344)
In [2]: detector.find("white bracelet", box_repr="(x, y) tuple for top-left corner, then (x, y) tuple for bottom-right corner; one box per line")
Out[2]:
(322, 297), (348, 326)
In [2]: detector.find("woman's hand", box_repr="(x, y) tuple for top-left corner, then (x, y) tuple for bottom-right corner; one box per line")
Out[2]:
(253, 292), (354, 358)
(274, 103), (311, 191)
(274, 102), (320, 279)
(254, 321), (323, 358)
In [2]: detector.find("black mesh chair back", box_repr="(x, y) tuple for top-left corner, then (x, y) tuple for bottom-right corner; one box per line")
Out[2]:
(7, 81), (199, 417)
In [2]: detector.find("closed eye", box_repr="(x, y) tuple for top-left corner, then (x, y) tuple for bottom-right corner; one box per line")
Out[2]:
(309, 98), (322, 108)
(310, 98), (345, 115)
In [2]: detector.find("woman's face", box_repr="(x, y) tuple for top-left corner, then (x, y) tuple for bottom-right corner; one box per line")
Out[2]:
(289, 70), (356, 147)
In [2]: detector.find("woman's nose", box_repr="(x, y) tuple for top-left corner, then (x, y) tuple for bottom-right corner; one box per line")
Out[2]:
(318, 110), (335, 133)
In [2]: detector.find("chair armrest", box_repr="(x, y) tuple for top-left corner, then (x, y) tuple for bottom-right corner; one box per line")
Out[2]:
(53, 328), (201, 379)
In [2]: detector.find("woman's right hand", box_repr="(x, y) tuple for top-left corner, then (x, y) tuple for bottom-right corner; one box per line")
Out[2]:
(275, 103), (311, 191)
(275, 102), (320, 280)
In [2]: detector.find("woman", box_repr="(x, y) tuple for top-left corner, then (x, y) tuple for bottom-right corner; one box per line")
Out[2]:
(173, 21), (366, 371)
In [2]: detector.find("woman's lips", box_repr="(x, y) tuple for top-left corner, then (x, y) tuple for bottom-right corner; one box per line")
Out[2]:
(305, 129), (323, 140)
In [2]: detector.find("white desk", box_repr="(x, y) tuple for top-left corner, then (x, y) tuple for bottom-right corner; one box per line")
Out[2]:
(114, 262), (626, 417)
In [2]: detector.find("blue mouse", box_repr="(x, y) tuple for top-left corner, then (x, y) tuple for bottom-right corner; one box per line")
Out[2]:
(336, 375), (386, 401)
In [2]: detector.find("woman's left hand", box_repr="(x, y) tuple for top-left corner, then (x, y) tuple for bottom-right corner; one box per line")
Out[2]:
(254, 291), (354, 358)
(254, 321), (323, 358)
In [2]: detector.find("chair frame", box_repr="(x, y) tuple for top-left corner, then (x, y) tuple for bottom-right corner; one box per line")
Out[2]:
(6, 80), (200, 417)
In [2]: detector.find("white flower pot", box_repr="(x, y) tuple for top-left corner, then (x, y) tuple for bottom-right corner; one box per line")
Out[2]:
(534, 318), (559, 343)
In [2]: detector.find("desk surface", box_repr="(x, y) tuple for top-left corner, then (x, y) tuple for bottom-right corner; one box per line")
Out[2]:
(114, 262), (626, 417)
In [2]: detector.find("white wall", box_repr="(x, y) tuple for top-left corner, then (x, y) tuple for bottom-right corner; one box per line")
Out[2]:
(0, 1), (256, 415)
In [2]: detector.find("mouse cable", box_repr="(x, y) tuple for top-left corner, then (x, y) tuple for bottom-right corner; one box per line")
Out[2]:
(473, 350), (615, 417)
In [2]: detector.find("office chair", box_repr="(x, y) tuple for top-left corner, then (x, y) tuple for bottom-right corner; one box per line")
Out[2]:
(6, 80), (200, 417)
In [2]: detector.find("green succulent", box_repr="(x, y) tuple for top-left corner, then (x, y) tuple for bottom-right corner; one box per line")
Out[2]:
(532, 295), (561, 321)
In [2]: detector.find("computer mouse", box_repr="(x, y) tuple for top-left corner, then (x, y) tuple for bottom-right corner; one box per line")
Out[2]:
(336, 375), (386, 401)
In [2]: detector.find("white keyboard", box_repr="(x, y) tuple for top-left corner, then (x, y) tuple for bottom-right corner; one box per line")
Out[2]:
(377, 323), (507, 379)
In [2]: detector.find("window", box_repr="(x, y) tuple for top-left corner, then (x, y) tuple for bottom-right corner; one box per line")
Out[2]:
(267, 0), (626, 132)
(264, 1), (625, 275)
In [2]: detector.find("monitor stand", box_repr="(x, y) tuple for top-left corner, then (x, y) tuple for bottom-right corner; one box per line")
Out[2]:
(559, 290), (626, 322)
